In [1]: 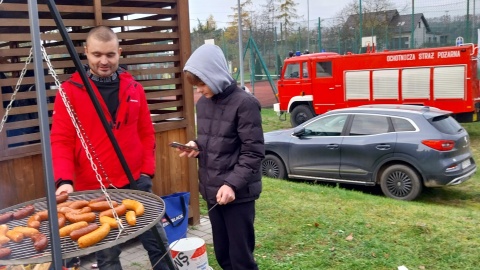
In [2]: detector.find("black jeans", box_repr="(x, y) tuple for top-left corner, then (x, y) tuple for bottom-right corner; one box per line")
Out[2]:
(95, 175), (174, 270)
(208, 201), (258, 270)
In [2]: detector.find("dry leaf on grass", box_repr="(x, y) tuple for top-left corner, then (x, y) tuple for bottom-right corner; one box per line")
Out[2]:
(345, 233), (354, 241)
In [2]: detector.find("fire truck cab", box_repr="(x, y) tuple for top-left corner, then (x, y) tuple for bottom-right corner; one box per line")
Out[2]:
(274, 45), (480, 127)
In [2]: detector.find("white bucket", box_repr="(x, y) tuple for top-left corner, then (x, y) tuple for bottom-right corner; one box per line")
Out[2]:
(169, 237), (210, 270)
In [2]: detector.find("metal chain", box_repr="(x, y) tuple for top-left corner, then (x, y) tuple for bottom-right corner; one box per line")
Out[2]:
(0, 48), (34, 133)
(40, 46), (124, 236)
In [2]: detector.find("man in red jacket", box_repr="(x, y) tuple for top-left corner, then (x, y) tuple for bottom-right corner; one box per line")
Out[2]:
(51, 26), (172, 270)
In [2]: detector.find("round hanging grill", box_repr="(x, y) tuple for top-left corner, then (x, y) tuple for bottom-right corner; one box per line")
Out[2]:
(0, 189), (165, 265)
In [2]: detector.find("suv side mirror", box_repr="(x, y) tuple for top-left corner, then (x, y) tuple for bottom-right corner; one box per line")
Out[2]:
(292, 126), (305, 137)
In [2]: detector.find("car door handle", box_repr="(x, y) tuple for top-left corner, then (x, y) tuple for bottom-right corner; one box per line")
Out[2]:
(376, 144), (391, 150)
(327, 144), (339, 149)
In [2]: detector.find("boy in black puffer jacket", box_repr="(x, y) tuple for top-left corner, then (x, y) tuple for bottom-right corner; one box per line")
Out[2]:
(178, 44), (265, 270)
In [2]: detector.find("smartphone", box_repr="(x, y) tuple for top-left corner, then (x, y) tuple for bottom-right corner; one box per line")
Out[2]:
(169, 142), (199, 152)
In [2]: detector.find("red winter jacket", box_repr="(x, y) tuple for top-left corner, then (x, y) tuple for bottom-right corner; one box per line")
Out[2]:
(50, 69), (155, 191)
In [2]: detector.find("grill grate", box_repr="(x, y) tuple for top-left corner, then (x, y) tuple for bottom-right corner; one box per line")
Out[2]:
(0, 189), (165, 265)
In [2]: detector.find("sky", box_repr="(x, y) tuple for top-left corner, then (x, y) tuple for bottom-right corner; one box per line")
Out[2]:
(188, 0), (353, 31)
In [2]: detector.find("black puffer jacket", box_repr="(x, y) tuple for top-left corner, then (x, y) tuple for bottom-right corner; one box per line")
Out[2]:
(195, 83), (265, 205)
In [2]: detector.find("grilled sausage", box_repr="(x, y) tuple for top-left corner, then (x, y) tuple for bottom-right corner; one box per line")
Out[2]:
(27, 213), (43, 229)
(79, 207), (92, 214)
(88, 201), (118, 212)
(65, 212), (96, 224)
(0, 212), (13, 224)
(58, 213), (66, 228)
(57, 206), (78, 215)
(57, 201), (73, 208)
(12, 226), (39, 237)
(78, 223), (111, 248)
(13, 205), (35, 220)
(99, 204), (127, 218)
(0, 235), (10, 245)
(0, 224), (8, 235)
(59, 221), (88, 237)
(6, 230), (24, 242)
(70, 223), (99, 241)
(68, 200), (89, 209)
(0, 247), (11, 259)
(89, 195), (106, 204)
(99, 216), (122, 229)
(125, 211), (136, 226)
(31, 232), (48, 252)
(56, 191), (69, 204)
(27, 217), (41, 229)
(122, 199), (145, 216)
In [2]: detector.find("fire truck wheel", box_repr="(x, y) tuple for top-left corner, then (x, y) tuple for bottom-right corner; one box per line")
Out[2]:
(290, 105), (314, 127)
(379, 164), (423, 201)
(261, 154), (286, 179)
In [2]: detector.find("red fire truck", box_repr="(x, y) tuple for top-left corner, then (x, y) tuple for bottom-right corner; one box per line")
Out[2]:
(274, 44), (480, 126)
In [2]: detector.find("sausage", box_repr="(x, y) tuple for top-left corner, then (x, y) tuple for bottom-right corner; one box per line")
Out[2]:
(0, 235), (10, 245)
(65, 212), (96, 224)
(77, 223), (111, 248)
(57, 206), (79, 215)
(56, 191), (69, 204)
(0, 224), (8, 235)
(58, 213), (66, 228)
(79, 207), (92, 214)
(88, 201), (118, 212)
(68, 200), (89, 209)
(27, 214), (42, 229)
(31, 232), (48, 252)
(59, 221), (88, 237)
(12, 226), (39, 237)
(13, 205), (35, 220)
(6, 230), (24, 242)
(36, 210), (49, 221)
(0, 247), (11, 259)
(126, 211), (136, 226)
(57, 201), (73, 208)
(122, 199), (144, 216)
(99, 216), (122, 229)
(27, 210), (50, 229)
(89, 195), (106, 204)
(0, 212), (13, 224)
(99, 204), (127, 218)
(69, 223), (99, 241)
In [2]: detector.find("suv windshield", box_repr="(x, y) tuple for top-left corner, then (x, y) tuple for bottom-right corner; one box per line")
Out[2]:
(430, 115), (463, 134)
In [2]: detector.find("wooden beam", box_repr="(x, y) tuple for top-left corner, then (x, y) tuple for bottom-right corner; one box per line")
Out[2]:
(94, 0), (103, 26)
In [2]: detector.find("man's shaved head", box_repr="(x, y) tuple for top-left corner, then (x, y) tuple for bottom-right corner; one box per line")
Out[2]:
(86, 26), (118, 45)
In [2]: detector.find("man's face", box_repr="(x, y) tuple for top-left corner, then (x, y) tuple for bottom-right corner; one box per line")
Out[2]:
(195, 82), (214, 98)
(84, 37), (122, 77)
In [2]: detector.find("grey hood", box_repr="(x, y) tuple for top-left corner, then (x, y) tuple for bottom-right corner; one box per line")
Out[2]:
(183, 44), (234, 95)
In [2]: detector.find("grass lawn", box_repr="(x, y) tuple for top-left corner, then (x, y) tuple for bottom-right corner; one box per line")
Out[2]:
(200, 108), (480, 270)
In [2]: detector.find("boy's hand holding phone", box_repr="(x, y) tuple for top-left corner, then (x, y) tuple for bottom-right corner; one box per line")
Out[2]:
(170, 141), (199, 158)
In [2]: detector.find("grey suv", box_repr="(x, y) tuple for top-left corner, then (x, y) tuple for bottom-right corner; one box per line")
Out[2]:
(262, 105), (477, 200)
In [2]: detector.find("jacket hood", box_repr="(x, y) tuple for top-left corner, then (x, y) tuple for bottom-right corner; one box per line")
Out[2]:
(183, 44), (234, 95)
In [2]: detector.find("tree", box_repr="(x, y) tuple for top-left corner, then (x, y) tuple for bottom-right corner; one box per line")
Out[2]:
(192, 15), (217, 34)
(190, 15), (222, 50)
(224, 0), (254, 42)
(336, 0), (396, 52)
(275, 0), (300, 39)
